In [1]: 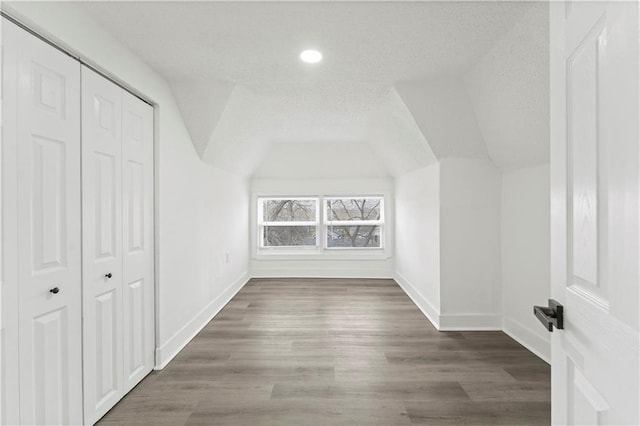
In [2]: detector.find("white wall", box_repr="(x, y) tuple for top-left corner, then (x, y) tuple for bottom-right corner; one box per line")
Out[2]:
(250, 178), (394, 278)
(501, 164), (550, 362)
(439, 158), (502, 329)
(460, 2), (550, 355)
(4, 2), (251, 368)
(393, 158), (502, 331)
(394, 164), (441, 326)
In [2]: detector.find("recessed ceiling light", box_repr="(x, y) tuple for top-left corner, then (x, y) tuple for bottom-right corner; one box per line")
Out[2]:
(300, 49), (323, 64)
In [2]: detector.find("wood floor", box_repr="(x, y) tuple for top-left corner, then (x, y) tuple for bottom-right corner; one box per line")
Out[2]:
(98, 278), (550, 425)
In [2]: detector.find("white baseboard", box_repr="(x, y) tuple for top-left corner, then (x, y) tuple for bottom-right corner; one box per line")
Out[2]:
(503, 317), (550, 364)
(154, 272), (250, 370)
(438, 313), (502, 330)
(393, 273), (503, 332)
(394, 272), (440, 329)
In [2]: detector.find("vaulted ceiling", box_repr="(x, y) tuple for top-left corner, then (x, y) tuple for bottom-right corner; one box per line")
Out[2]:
(77, 1), (549, 177)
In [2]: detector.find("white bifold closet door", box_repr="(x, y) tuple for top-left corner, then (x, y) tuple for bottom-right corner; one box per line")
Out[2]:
(81, 67), (124, 423)
(2, 19), (84, 425)
(82, 66), (154, 425)
(121, 87), (155, 393)
(1, 20), (154, 425)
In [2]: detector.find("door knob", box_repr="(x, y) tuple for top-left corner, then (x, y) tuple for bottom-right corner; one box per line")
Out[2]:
(49, 287), (60, 294)
(533, 299), (564, 332)
(105, 273), (113, 279)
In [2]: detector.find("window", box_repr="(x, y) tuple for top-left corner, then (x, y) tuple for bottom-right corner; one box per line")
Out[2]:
(258, 198), (319, 248)
(325, 197), (384, 248)
(256, 196), (385, 251)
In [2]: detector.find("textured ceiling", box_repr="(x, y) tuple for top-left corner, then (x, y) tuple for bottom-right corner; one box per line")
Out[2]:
(464, 2), (550, 170)
(78, 1), (532, 84)
(75, 1), (545, 176)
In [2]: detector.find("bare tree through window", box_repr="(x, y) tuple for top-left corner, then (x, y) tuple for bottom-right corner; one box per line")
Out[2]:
(326, 198), (383, 248)
(261, 199), (317, 247)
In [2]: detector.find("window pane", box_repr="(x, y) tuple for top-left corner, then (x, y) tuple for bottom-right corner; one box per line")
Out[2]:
(263, 226), (316, 247)
(263, 199), (316, 222)
(327, 225), (381, 248)
(326, 198), (381, 221)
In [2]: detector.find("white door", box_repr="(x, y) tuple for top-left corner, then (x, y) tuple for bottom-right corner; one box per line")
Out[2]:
(6, 20), (84, 425)
(550, 1), (639, 425)
(121, 91), (155, 393)
(82, 66), (124, 425)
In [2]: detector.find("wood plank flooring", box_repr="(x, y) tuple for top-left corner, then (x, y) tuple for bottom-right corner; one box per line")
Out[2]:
(97, 278), (550, 425)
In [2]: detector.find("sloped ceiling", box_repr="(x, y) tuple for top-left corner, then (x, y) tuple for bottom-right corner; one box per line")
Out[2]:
(202, 83), (392, 175)
(170, 78), (233, 157)
(464, 2), (550, 170)
(201, 83), (437, 176)
(76, 1), (548, 177)
(395, 76), (488, 161)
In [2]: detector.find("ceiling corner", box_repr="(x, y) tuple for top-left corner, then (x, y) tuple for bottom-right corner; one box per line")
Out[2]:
(395, 76), (489, 163)
(170, 78), (234, 158)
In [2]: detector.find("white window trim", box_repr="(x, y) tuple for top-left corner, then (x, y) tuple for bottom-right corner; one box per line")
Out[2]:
(324, 196), (385, 250)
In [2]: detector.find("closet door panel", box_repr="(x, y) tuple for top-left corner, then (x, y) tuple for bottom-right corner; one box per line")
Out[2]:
(12, 23), (83, 426)
(122, 92), (154, 391)
(82, 66), (123, 425)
